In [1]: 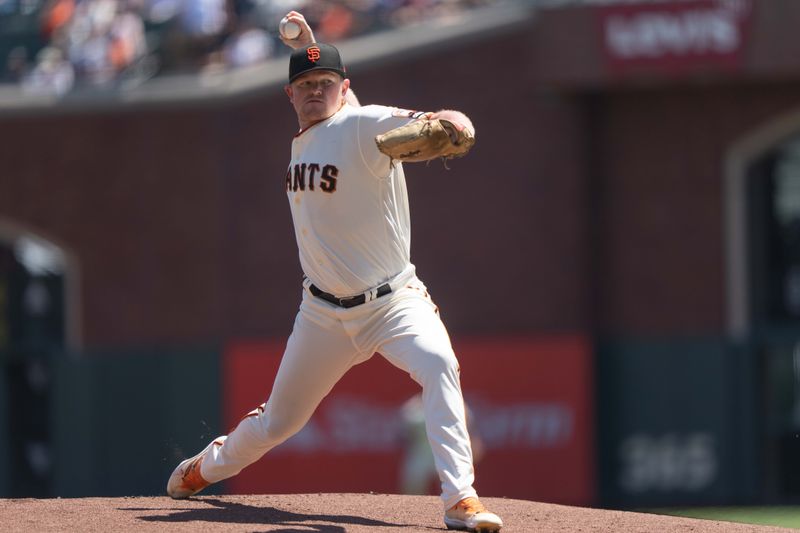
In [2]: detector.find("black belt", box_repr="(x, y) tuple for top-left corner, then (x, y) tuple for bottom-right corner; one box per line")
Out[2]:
(309, 283), (392, 308)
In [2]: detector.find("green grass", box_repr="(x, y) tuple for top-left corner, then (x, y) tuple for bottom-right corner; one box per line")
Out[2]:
(650, 507), (800, 529)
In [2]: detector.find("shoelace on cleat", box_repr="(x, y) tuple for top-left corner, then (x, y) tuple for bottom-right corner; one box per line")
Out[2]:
(182, 458), (199, 481)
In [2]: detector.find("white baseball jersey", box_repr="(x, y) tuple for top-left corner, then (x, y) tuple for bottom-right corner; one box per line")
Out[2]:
(285, 103), (423, 297)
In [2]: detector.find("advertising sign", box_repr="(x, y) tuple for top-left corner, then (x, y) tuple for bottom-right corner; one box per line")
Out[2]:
(596, 340), (752, 507)
(223, 336), (594, 505)
(598, 0), (753, 75)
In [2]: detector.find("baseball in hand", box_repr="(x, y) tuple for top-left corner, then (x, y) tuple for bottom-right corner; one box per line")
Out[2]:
(280, 17), (302, 40)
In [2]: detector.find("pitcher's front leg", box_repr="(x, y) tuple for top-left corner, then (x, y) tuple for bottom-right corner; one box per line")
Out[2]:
(168, 307), (359, 497)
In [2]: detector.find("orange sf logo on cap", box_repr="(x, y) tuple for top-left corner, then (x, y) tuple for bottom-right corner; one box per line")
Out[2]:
(307, 46), (321, 62)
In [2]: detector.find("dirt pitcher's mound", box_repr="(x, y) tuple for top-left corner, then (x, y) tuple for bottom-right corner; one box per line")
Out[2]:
(0, 493), (795, 532)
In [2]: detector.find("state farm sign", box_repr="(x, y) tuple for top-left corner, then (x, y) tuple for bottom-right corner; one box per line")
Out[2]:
(224, 336), (594, 505)
(599, 0), (753, 74)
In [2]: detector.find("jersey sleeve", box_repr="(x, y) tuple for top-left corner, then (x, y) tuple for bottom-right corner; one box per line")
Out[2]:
(355, 104), (430, 178)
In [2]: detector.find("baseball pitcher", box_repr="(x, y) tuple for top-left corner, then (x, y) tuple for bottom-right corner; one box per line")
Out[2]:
(166, 11), (501, 533)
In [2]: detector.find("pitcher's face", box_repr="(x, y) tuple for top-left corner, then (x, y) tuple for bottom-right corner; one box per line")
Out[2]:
(286, 71), (350, 129)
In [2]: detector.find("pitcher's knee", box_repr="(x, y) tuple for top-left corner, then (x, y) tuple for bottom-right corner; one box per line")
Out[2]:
(234, 406), (304, 449)
(260, 414), (305, 446)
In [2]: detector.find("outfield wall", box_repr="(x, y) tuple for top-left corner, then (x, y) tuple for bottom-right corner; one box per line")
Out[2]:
(50, 348), (221, 497)
(0, 336), (768, 507)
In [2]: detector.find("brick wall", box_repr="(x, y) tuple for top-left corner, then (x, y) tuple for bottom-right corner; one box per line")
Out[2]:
(4, 20), (800, 346)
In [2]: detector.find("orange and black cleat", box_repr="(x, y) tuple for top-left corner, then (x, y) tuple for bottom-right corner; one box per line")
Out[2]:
(166, 438), (224, 499)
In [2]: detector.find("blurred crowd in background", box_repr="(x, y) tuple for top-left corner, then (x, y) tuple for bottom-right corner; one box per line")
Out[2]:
(0, 0), (505, 96)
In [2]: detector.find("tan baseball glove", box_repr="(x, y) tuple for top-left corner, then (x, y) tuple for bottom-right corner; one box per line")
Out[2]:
(375, 118), (476, 163)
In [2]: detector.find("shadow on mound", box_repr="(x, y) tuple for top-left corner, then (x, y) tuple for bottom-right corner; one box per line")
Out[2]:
(126, 498), (412, 532)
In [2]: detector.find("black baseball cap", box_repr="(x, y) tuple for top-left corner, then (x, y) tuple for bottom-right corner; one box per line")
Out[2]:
(289, 43), (346, 83)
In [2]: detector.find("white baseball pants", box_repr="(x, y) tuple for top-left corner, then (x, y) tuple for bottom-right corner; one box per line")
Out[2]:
(198, 269), (478, 509)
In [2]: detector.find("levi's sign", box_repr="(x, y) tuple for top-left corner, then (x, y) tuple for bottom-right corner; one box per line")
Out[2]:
(598, 0), (753, 74)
